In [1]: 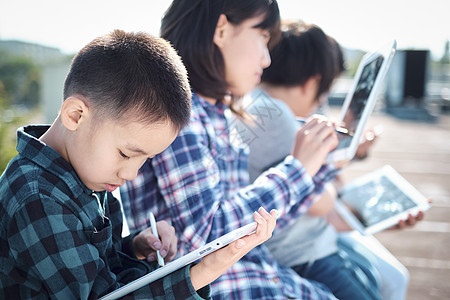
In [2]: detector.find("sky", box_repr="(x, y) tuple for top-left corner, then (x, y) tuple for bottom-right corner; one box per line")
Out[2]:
(1, 0), (449, 59)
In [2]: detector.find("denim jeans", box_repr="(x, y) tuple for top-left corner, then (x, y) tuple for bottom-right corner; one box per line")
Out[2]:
(338, 231), (409, 300)
(292, 237), (382, 300)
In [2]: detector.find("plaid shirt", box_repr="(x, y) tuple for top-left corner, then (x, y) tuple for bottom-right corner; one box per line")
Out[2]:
(121, 94), (337, 300)
(0, 125), (210, 300)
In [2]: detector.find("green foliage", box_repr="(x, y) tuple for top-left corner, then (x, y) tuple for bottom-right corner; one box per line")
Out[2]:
(0, 51), (41, 108)
(0, 53), (41, 173)
(0, 86), (20, 173)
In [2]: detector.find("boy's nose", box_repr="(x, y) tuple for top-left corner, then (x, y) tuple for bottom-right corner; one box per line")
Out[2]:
(118, 167), (139, 182)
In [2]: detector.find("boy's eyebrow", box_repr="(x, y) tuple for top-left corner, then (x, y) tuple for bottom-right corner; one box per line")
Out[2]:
(125, 144), (149, 156)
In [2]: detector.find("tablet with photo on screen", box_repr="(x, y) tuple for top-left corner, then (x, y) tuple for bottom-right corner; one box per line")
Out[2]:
(335, 165), (430, 235)
(326, 40), (397, 163)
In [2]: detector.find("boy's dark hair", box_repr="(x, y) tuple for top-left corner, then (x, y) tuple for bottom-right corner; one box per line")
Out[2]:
(331, 38), (346, 76)
(261, 21), (339, 102)
(64, 29), (191, 131)
(160, 0), (280, 103)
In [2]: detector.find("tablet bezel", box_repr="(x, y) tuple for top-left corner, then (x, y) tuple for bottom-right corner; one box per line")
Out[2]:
(326, 40), (397, 163)
(100, 221), (257, 300)
(335, 165), (430, 235)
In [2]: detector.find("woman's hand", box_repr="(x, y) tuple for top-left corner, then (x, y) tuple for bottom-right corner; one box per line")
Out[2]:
(190, 207), (278, 290)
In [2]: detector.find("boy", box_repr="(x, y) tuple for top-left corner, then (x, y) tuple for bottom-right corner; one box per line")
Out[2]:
(234, 20), (409, 300)
(0, 30), (277, 299)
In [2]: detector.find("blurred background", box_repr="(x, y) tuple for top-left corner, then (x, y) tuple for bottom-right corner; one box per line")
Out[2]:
(1, 0), (449, 298)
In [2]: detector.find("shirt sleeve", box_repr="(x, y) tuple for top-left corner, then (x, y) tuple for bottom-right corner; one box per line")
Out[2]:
(230, 94), (340, 233)
(149, 126), (316, 252)
(7, 195), (210, 299)
(311, 164), (341, 195)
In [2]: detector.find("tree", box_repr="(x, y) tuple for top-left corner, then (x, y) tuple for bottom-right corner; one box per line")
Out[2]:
(0, 51), (41, 108)
(0, 81), (22, 173)
(0, 52), (40, 173)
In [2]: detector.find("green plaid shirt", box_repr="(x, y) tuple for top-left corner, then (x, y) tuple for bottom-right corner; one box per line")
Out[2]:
(0, 125), (210, 299)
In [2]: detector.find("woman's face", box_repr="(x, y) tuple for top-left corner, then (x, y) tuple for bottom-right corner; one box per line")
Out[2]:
(218, 14), (272, 96)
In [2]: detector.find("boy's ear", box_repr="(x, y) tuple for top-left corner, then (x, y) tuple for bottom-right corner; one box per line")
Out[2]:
(60, 96), (89, 131)
(213, 14), (229, 49)
(303, 75), (321, 98)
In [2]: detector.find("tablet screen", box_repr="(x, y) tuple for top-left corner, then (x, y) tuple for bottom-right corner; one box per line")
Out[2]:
(335, 55), (385, 151)
(339, 175), (418, 227)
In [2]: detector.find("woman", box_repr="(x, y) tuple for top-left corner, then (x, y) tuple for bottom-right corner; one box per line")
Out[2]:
(121, 1), (338, 299)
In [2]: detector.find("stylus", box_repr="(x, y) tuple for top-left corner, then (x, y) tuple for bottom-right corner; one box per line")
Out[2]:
(296, 118), (352, 136)
(149, 212), (165, 267)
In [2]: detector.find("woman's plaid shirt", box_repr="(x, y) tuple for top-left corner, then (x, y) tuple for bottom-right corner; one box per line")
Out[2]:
(121, 94), (338, 300)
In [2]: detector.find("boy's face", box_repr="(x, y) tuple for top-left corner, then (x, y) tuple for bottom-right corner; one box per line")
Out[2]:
(67, 116), (177, 192)
(287, 77), (322, 118)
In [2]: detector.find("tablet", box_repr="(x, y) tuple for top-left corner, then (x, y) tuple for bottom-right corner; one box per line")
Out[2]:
(100, 221), (258, 300)
(326, 40), (397, 163)
(335, 165), (430, 235)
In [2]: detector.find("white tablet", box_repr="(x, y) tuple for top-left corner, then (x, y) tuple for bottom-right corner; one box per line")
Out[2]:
(100, 221), (258, 300)
(326, 40), (397, 163)
(335, 165), (430, 235)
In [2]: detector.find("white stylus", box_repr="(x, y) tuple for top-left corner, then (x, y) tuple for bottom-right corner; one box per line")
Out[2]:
(149, 212), (165, 267)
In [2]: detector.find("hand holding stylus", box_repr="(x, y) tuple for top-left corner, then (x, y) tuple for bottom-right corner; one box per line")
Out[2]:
(149, 212), (165, 267)
(292, 115), (339, 177)
(131, 215), (178, 264)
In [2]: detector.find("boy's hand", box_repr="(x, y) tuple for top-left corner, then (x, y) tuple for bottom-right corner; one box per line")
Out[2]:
(392, 199), (431, 229)
(132, 220), (178, 263)
(355, 125), (383, 160)
(333, 158), (350, 169)
(292, 115), (338, 177)
(190, 207), (278, 291)
(395, 211), (424, 228)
